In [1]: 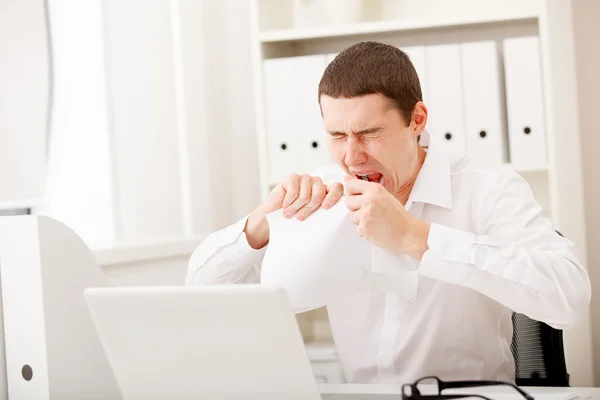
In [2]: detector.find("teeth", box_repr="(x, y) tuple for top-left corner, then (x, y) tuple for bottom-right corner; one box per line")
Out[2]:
(355, 174), (384, 185)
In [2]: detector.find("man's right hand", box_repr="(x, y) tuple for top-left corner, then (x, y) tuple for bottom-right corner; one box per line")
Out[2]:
(244, 173), (344, 249)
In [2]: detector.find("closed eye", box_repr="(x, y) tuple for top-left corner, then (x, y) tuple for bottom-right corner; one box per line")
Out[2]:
(355, 127), (381, 135)
(328, 127), (382, 137)
(328, 131), (347, 138)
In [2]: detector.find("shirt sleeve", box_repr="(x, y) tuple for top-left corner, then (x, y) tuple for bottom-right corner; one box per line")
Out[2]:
(185, 215), (268, 286)
(418, 170), (591, 330)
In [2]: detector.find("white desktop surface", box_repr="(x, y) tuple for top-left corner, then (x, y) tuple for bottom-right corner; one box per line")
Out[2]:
(319, 384), (600, 400)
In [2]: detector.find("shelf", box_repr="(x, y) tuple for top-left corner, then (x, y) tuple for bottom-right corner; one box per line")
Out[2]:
(305, 341), (338, 362)
(506, 163), (549, 173)
(259, 12), (538, 44)
(93, 235), (205, 266)
(0, 198), (42, 210)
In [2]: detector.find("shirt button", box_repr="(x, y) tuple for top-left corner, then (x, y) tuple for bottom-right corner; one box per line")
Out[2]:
(388, 311), (395, 319)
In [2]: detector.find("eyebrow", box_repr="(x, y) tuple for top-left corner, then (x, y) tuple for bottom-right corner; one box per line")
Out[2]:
(328, 127), (381, 136)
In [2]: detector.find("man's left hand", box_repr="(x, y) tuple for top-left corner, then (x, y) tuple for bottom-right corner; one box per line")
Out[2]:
(344, 176), (431, 260)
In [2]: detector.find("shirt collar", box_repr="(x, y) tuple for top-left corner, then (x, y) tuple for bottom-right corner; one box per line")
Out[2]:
(405, 130), (453, 210)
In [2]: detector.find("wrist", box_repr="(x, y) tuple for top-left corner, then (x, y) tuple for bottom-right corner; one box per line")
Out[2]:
(244, 210), (270, 249)
(406, 220), (430, 260)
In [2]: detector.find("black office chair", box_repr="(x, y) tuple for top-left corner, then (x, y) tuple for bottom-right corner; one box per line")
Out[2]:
(509, 230), (570, 387)
(510, 312), (569, 386)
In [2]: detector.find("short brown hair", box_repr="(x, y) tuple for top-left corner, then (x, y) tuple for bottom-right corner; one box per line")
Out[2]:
(318, 41), (422, 126)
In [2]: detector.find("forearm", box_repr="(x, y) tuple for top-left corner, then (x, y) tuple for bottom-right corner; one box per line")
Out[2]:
(185, 217), (268, 286)
(419, 223), (591, 329)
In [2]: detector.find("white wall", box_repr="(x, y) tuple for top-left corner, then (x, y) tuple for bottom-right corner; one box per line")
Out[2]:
(537, 0), (594, 386)
(96, 241), (198, 287)
(0, 0), (49, 209)
(571, 0), (600, 386)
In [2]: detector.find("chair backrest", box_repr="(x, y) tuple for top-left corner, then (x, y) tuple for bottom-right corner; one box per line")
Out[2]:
(510, 229), (569, 387)
(510, 313), (570, 386)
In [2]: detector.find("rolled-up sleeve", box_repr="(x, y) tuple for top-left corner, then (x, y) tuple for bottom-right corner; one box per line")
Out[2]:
(418, 171), (591, 330)
(185, 216), (268, 286)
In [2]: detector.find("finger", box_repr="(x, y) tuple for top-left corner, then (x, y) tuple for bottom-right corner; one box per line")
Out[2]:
(282, 174), (300, 208)
(345, 194), (366, 212)
(350, 209), (362, 225)
(284, 175), (312, 217)
(322, 182), (344, 209)
(296, 179), (326, 220)
(344, 177), (370, 196)
(356, 222), (366, 238)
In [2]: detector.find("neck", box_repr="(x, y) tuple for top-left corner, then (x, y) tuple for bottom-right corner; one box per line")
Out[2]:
(395, 146), (427, 205)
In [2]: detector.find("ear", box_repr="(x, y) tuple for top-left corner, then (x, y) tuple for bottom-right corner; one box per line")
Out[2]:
(411, 101), (428, 137)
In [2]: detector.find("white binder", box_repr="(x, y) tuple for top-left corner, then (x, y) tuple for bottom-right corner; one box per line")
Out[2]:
(425, 44), (467, 158)
(460, 40), (506, 165)
(503, 36), (547, 169)
(0, 216), (121, 399)
(400, 46), (428, 105)
(263, 55), (329, 185)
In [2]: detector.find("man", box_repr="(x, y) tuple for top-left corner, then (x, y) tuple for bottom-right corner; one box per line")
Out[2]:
(186, 41), (591, 384)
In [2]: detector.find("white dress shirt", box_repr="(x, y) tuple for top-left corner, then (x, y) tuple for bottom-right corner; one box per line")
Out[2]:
(185, 133), (591, 385)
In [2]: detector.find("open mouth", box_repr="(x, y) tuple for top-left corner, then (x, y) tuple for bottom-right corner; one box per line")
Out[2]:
(356, 173), (384, 185)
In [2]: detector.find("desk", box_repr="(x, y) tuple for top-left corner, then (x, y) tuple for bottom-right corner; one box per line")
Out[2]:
(319, 384), (600, 400)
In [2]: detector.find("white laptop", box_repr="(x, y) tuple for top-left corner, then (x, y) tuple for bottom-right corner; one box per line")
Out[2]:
(84, 285), (323, 400)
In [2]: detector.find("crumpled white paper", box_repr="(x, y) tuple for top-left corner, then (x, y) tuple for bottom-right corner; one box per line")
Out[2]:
(260, 196), (419, 313)
(261, 198), (369, 312)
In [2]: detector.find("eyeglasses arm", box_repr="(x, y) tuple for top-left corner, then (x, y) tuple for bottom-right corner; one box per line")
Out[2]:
(440, 380), (534, 400)
(402, 393), (494, 400)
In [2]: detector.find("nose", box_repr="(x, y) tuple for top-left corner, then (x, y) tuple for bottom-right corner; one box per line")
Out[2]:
(344, 135), (368, 167)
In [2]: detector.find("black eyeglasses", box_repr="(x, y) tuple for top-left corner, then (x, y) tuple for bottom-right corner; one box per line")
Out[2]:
(401, 376), (535, 400)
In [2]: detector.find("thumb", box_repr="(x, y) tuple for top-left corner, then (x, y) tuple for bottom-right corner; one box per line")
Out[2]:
(266, 184), (286, 212)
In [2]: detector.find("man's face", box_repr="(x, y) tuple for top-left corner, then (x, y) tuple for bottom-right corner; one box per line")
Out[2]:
(320, 93), (424, 197)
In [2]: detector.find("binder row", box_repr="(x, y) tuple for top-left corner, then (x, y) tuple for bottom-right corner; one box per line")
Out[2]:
(262, 36), (547, 186)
